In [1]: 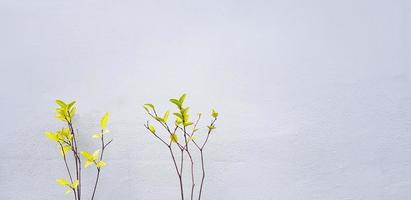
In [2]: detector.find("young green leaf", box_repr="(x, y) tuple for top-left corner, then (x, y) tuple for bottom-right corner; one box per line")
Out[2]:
(81, 151), (94, 161)
(69, 107), (76, 118)
(170, 133), (179, 143)
(169, 99), (181, 108)
(144, 103), (155, 109)
(56, 178), (70, 187)
(175, 118), (182, 126)
(60, 145), (72, 156)
(211, 109), (219, 118)
(207, 125), (216, 130)
(148, 124), (156, 134)
(67, 101), (76, 110)
(71, 180), (79, 188)
(96, 160), (106, 169)
(183, 122), (193, 126)
(173, 112), (183, 119)
(93, 150), (100, 159)
(179, 93), (186, 104)
(163, 110), (170, 122)
(45, 132), (59, 142)
(100, 112), (109, 129)
(154, 116), (164, 123)
(55, 100), (67, 107)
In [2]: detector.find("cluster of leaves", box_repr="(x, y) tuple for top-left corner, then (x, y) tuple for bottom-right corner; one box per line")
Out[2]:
(45, 100), (112, 200)
(143, 94), (219, 200)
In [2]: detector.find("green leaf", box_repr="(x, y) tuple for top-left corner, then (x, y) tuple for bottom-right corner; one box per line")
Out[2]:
(100, 112), (109, 129)
(170, 133), (178, 143)
(207, 125), (216, 130)
(93, 150), (100, 159)
(56, 178), (70, 187)
(45, 132), (58, 142)
(163, 110), (170, 122)
(96, 160), (106, 169)
(169, 99), (181, 108)
(183, 122), (193, 126)
(211, 109), (219, 118)
(148, 124), (156, 134)
(71, 180), (79, 188)
(182, 107), (190, 114)
(175, 118), (182, 126)
(179, 93), (186, 104)
(67, 101), (76, 110)
(55, 100), (67, 107)
(85, 160), (94, 168)
(155, 116), (165, 122)
(143, 106), (149, 112)
(173, 112), (183, 119)
(69, 107), (76, 118)
(60, 145), (72, 156)
(80, 151), (94, 161)
(144, 103), (155, 109)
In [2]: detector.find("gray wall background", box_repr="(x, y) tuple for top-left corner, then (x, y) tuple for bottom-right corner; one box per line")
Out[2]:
(1, 0), (410, 199)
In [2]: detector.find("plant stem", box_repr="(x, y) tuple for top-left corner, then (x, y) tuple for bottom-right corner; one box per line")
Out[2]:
(91, 169), (100, 200)
(187, 150), (195, 200)
(169, 147), (184, 200)
(183, 126), (195, 200)
(66, 118), (82, 200)
(198, 150), (206, 200)
(91, 131), (112, 200)
(59, 143), (74, 183)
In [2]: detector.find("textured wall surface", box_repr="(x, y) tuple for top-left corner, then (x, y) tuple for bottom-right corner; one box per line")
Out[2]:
(1, 0), (410, 199)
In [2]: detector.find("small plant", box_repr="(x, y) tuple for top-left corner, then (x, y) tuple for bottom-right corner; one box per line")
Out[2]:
(45, 100), (113, 200)
(143, 94), (219, 200)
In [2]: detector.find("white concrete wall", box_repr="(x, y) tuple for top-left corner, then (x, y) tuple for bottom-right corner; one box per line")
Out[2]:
(1, 0), (410, 199)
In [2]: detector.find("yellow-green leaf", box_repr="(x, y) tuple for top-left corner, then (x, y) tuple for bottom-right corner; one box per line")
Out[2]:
(163, 110), (170, 122)
(92, 133), (102, 139)
(96, 160), (106, 169)
(143, 106), (150, 112)
(173, 112), (183, 119)
(85, 160), (94, 168)
(100, 112), (109, 129)
(80, 151), (94, 161)
(144, 103), (155, 109)
(155, 116), (165, 123)
(170, 133), (178, 143)
(148, 124), (156, 134)
(67, 101), (76, 110)
(175, 118), (182, 126)
(93, 150), (100, 159)
(45, 132), (58, 142)
(183, 122), (193, 126)
(60, 145), (72, 156)
(71, 180), (79, 188)
(169, 99), (181, 108)
(56, 100), (67, 107)
(207, 125), (216, 130)
(212, 109), (219, 118)
(56, 178), (70, 187)
(179, 93), (186, 104)
(69, 106), (76, 118)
